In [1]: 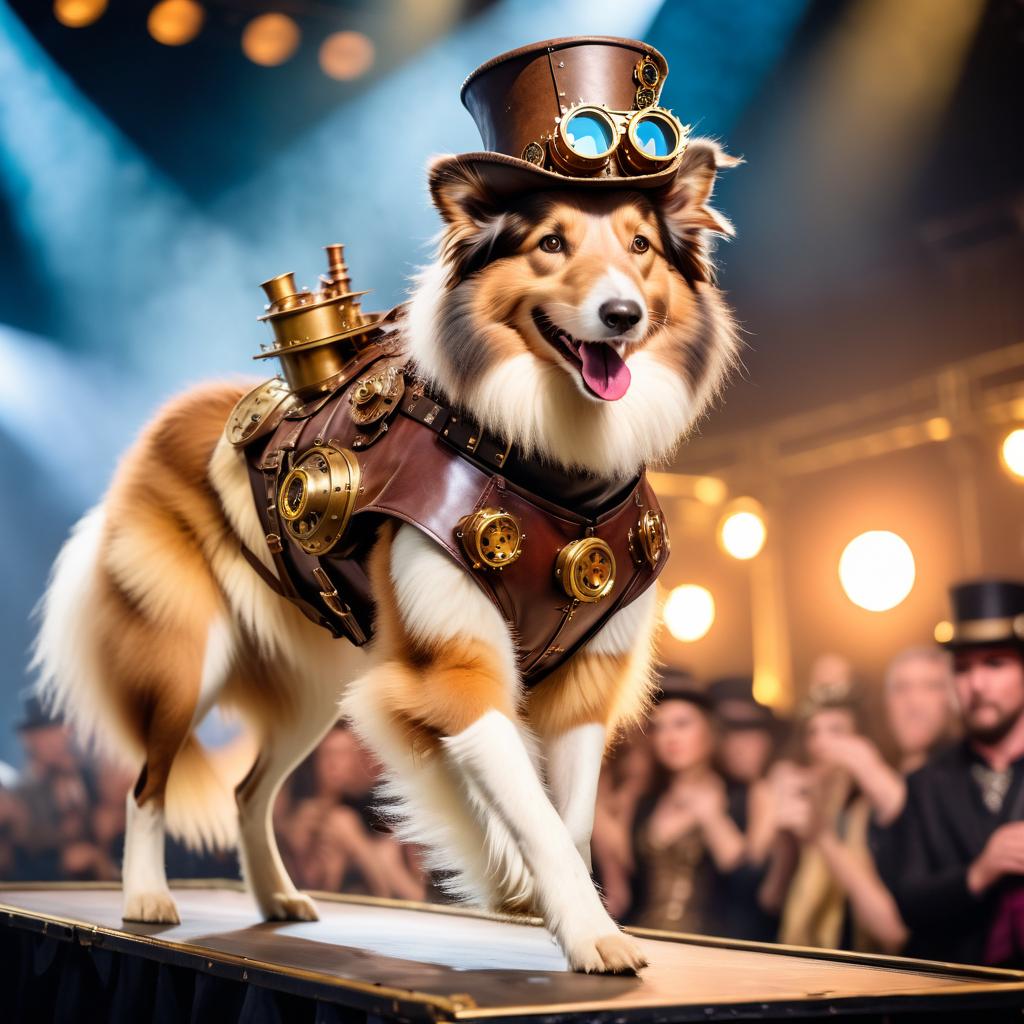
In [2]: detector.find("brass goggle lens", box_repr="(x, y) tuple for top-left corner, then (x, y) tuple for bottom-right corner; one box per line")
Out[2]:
(621, 109), (682, 172)
(551, 106), (619, 174)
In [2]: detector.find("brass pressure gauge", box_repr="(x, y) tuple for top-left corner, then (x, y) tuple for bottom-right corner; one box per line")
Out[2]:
(457, 508), (524, 570)
(556, 537), (616, 602)
(278, 443), (361, 555)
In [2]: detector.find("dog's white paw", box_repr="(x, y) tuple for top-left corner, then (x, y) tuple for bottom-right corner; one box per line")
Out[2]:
(264, 891), (319, 922)
(565, 930), (648, 974)
(122, 890), (181, 925)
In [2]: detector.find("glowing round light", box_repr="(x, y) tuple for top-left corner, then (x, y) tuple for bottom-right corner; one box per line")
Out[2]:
(1001, 429), (1024, 479)
(242, 13), (300, 67)
(54, 0), (107, 28)
(663, 584), (715, 642)
(319, 31), (375, 81)
(147, 0), (204, 46)
(934, 620), (954, 644)
(839, 530), (915, 612)
(719, 506), (766, 560)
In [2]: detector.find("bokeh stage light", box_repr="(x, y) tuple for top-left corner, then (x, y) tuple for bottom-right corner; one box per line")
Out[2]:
(320, 31), (375, 81)
(664, 584), (716, 642)
(1001, 428), (1024, 479)
(839, 530), (916, 612)
(242, 13), (301, 67)
(53, 0), (107, 29)
(147, 0), (205, 47)
(718, 499), (767, 560)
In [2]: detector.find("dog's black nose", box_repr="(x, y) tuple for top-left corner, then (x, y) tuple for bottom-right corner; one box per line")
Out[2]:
(599, 299), (642, 333)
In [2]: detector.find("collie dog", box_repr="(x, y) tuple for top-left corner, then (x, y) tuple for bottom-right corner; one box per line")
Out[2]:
(33, 140), (740, 973)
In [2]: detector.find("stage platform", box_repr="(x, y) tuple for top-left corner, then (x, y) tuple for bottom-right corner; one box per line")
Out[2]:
(2, 882), (1023, 1023)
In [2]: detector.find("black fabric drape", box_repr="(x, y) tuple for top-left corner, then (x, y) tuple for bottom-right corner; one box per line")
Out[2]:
(0, 925), (365, 1024)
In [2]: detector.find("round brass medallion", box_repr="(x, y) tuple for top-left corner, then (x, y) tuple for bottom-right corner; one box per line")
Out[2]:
(277, 443), (360, 555)
(634, 509), (669, 568)
(556, 537), (616, 603)
(457, 508), (524, 570)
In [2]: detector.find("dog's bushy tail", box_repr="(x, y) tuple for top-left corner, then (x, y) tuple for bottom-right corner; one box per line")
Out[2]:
(32, 503), (255, 854)
(164, 730), (255, 853)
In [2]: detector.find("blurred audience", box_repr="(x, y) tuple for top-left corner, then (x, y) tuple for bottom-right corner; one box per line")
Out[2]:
(880, 581), (1024, 968)
(4, 580), (1023, 971)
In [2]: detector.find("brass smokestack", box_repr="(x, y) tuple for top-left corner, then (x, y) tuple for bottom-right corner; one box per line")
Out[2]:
(254, 243), (382, 396)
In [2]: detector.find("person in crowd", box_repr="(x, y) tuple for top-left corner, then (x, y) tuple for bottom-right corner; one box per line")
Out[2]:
(591, 725), (655, 918)
(763, 678), (908, 953)
(278, 722), (425, 900)
(625, 684), (746, 933)
(884, 645), (959, 777)
(706, 675), (784, 941)
(1, 692), (97, 881)
(880, 580), (1024, 967)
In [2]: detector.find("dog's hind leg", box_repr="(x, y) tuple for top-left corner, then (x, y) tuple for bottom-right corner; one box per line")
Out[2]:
(230, 645), (347, 922)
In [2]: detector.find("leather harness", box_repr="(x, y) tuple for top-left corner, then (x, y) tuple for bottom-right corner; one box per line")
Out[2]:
(230, 327), (669, 687)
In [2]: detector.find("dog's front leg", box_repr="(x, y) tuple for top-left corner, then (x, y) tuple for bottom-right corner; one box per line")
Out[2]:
(527, 589), (660, 889)
(361, 523), (645, 972)
(443, 710), (646, 973)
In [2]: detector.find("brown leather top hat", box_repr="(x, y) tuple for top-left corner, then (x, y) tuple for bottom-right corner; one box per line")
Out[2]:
(939, 579), (1024, 650)
(445, 36), (690, 195)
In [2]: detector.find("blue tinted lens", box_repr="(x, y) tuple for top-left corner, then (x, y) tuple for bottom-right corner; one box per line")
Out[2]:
(633, 114), (678, 158)
(564, 112), (614, 157)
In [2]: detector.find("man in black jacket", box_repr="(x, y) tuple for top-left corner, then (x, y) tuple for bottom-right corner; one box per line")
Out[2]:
(879, 580), (1024, 966)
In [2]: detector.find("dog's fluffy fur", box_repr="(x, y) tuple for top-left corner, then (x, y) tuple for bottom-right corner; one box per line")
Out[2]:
(32, 140), (740, 972)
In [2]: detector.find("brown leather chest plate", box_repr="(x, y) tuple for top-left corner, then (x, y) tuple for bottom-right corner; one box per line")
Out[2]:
(236, 345), (669, 686)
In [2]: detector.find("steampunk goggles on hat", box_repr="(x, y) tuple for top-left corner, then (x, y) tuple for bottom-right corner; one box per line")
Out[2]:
(526, 55), (690, 178)
(547, 103), (689, 177)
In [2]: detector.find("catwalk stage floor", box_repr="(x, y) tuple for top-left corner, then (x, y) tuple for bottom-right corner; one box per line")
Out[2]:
(2, 881), (1023, 1022)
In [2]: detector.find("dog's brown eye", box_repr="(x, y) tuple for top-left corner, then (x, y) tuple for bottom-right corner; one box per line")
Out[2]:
(631, 235), (650, 254)
(539, 234), (563, 254)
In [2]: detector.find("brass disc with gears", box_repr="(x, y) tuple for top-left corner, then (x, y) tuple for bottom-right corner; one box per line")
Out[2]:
(226, 378), (299, 447)
(555, 537), (616, 603)
(457, 508), (524, 570)
(630, 509), (669, 568)
(278, 443), (361, 555)
(349, 365), (405, 426)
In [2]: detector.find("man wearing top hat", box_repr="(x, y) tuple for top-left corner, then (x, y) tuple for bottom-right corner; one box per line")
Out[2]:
(880, 580), (1024, 966)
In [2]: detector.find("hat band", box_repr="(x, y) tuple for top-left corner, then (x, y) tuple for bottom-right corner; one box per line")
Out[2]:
(947, 614), (1024, 644)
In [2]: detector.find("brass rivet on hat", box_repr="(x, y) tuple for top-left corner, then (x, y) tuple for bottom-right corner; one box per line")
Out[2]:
(522, 141), (545, 166)
(635, 86), (656, 110)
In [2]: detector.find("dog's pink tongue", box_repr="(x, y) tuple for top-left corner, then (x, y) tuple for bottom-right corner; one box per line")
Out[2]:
(580, 342), (631, 401)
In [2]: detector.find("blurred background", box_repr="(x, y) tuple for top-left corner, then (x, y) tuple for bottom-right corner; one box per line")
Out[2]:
(1, 0), (1023, 961)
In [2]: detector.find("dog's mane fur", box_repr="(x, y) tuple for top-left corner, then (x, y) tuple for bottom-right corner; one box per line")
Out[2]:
(402, 139), (743, 482)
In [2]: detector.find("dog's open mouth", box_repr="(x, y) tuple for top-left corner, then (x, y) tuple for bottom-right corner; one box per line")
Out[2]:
(530, 308), (632, 402)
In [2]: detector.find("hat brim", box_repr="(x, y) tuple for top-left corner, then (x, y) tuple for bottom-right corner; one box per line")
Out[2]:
(436, 151), (682, 197)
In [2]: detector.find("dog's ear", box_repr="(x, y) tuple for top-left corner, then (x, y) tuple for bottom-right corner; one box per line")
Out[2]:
(427, 156), (519, 286)
(654, 139), (741, 284)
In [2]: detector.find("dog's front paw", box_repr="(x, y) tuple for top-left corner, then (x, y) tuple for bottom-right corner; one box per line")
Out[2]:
(264, 891), (319, 922)
(123, 890), (181, 925)
(564, 930), (648, 974)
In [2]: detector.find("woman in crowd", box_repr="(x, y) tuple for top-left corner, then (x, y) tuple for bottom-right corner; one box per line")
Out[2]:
(761, 679), (909, 953)
(625, 688), (746, 932)
(276, 723), (425, 900)
(707, 676), (784, 941)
